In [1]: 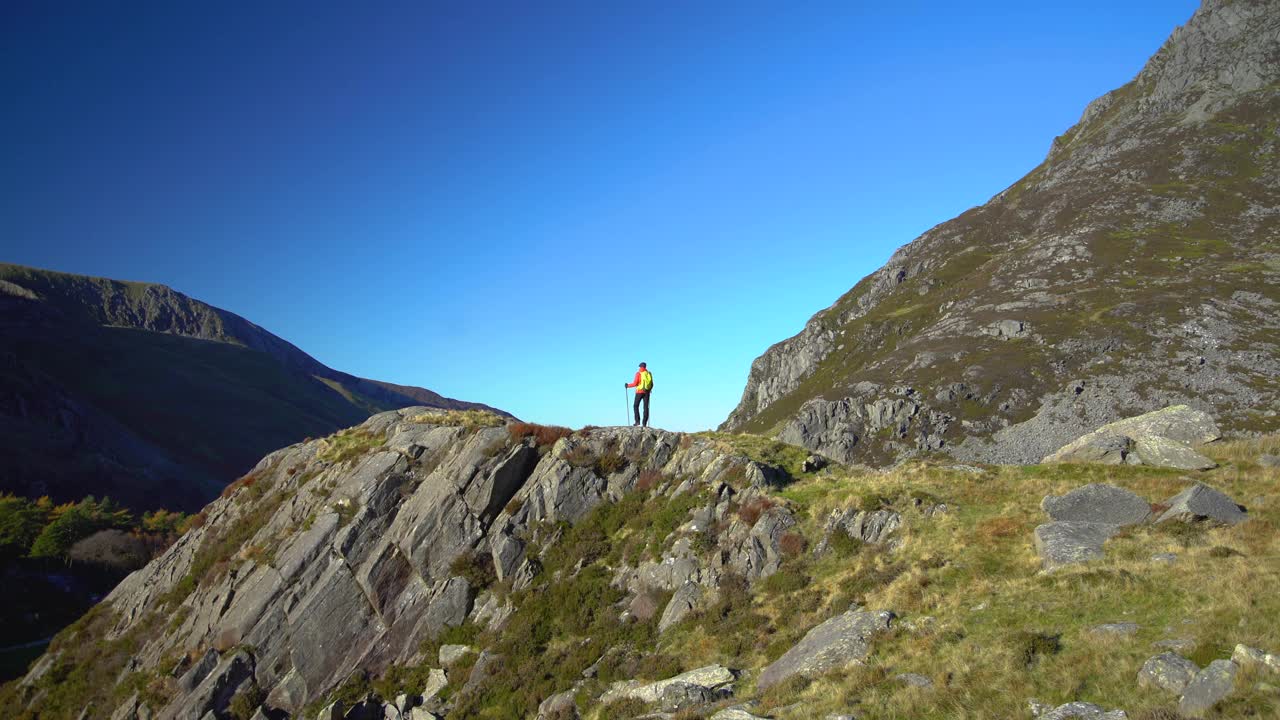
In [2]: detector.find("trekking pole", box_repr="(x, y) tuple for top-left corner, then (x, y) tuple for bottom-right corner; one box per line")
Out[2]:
(624, 387), (629, 426)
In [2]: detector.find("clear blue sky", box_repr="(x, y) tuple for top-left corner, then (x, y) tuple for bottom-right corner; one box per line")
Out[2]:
(2, 1), (1199, 431)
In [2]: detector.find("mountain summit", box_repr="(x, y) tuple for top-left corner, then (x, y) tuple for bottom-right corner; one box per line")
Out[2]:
(720, 0), (1280, 466)
(0, 263), (506, 510)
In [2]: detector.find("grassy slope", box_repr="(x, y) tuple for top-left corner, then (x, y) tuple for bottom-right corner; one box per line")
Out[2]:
(734, 87), (1280, 442)
(653, 437), (1280, 719)
(2, 325), (368, 509)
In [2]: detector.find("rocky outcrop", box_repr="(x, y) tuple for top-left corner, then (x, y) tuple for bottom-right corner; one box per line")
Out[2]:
(757, 609), (894, 689)
(721, 0), (1280, 464)
(10, 409), (803, 719)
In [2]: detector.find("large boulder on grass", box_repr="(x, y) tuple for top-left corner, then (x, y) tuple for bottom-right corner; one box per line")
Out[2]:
(1043, 405), (1219, 470)
(1041, 484), (1151, 526)
(1155, 483), (1248, 526)
(1033, 522), (1123, 569)
(1137, 652), (1199, 694)
(757, 609), (894, 689)
(1179, 659), (1239, 717)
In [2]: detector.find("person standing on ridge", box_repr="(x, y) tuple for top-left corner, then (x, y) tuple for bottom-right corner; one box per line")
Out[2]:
(625, 362), (654, 427)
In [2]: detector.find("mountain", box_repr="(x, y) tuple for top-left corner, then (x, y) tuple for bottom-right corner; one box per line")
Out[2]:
(0, 263), (507, 511)
(721, 0), (1280, 466)
(4, 408), (1276, 718)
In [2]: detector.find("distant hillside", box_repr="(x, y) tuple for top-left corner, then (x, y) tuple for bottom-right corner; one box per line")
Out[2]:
(0, 263), (507, 511)
(722, 0), (1280, 466)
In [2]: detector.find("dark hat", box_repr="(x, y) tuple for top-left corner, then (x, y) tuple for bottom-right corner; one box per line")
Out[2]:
(639, 362), (647, 368)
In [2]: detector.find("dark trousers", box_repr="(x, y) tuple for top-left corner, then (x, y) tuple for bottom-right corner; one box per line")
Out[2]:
(633, 391), (650, 427)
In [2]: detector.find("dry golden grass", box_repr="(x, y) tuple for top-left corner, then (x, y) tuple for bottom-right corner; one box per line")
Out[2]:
(409, 408), (505, 429)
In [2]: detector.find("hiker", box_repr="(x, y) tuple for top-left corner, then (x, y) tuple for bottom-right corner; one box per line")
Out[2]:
(625, 362), (654, 427)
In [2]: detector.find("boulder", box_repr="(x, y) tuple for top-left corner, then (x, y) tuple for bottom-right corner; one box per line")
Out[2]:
(1137, 652), (1199, 694)
(757, 609), (894, 689)
(657, 681), (727, 712)
(802, 455), (828, 473)
(658, 581), (704, 632)
(1041, 484), (1151, 526)
(1132, 435), (1217, 471)
(1043, 432), (1135, 465)
(1043, 405), (1220, 469)
(442, 640), (478, 666)
(1179, 659), (1238, 717)
(1260, 454), (1280, 467)
(420, 668), (448, 700)
(1033, 522), (1122, 569)
(1155, 483), (1247, 526)
(537, 688), (580, 719)
(601, 664), (737, 705)
(1100, 405), (1220, 445)
(1231, 644), (1280, 672)
(1039, 702), (1127, 719)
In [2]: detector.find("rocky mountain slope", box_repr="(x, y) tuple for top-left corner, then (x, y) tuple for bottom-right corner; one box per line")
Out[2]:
(721, 0), (1280, 466)
(0, 263), (505, 511)
(5, 408), (1277, 719)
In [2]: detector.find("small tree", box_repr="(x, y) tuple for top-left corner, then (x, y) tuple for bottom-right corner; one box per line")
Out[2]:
(0, 494), (48, 560)
(29, 496), (132, 561)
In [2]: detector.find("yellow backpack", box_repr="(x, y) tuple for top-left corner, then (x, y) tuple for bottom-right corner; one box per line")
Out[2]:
(639, 370), (653, 391)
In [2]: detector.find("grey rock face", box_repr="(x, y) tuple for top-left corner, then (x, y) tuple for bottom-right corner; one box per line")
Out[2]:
(658, 581), (704, 633)
(1179, 659), (1238, 717)
(1138, 652), (1200, 694)
(757, 609), (894, 689)
(167, 650), (255, 720)
(15, 410), (801, 718)
(1041, 484), (1151, 526)
(1033, 522), (1122, 569)
(1156, 483), (1248, 525)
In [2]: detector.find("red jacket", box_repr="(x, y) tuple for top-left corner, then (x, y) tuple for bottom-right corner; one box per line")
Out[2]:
(627, 368), (652, 394)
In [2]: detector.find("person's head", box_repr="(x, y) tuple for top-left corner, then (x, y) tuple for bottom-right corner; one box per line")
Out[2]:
(639, 362), (647, 369)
